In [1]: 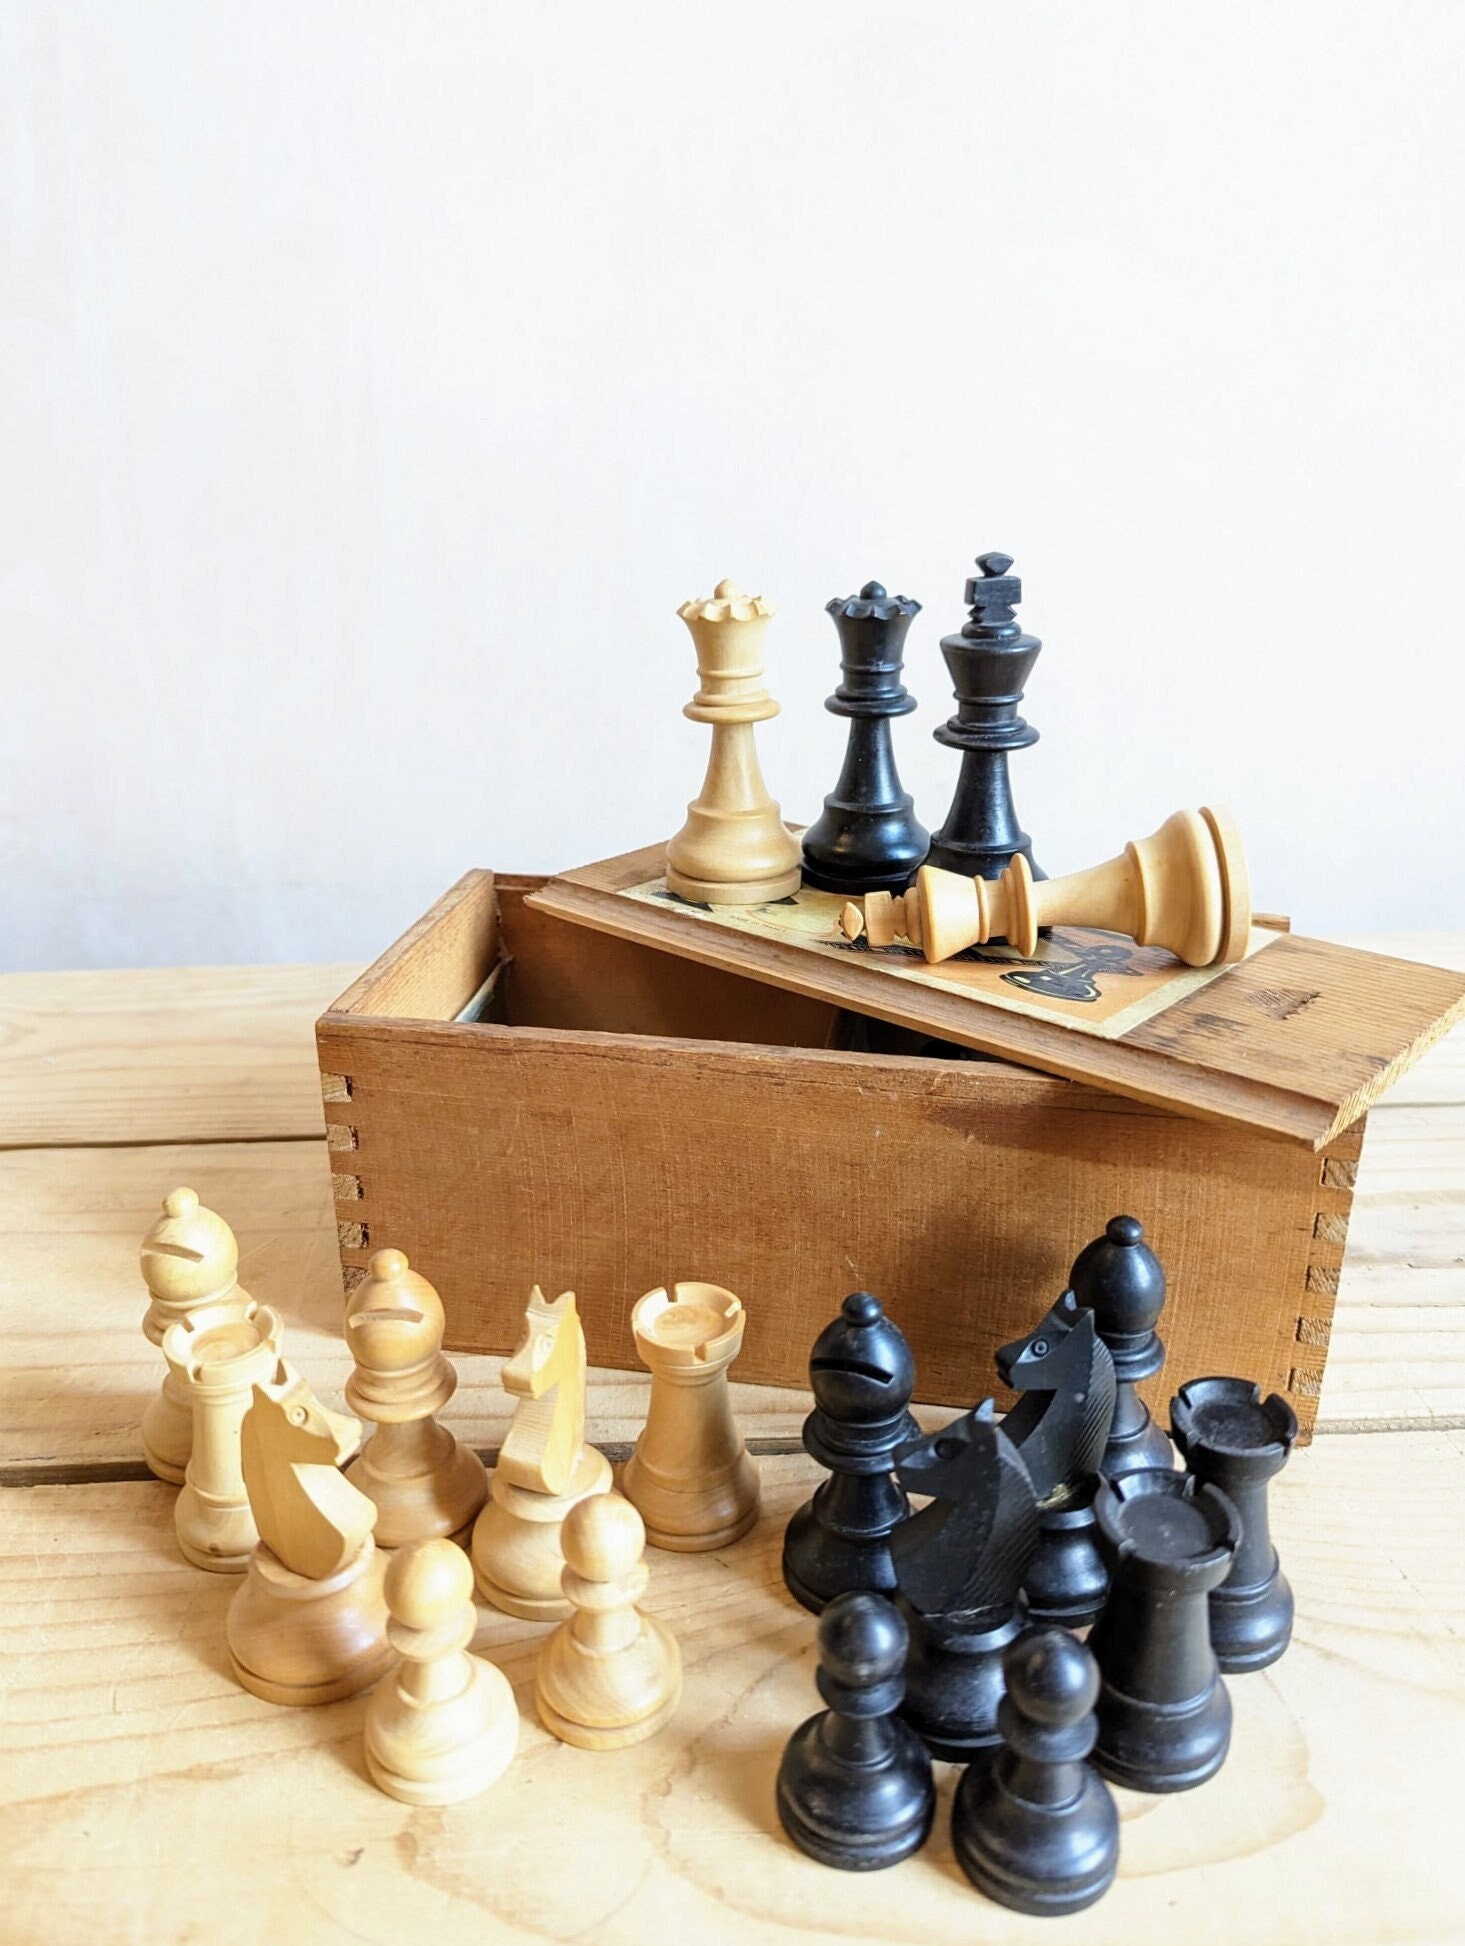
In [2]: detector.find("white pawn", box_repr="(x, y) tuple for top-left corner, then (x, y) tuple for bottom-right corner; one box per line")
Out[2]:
(139, 1187), (251, 1483)
(366, 1540), (519, 1805)
(535, 1493), (682, 1750)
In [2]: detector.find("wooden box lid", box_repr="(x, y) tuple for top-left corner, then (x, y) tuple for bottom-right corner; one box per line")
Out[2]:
(526, 841), (1465, 1149)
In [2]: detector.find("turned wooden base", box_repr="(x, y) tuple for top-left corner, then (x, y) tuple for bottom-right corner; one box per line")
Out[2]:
(619, 1456), (761, 1553)
(365, 1656), (518, 1804)
(535, 1603), (682, 1749)
(227, 1537), (393, 1706)
(664, 861), (802, 907)
(471, 1447), (612, 1621)
(346, 1437), (487, 1552)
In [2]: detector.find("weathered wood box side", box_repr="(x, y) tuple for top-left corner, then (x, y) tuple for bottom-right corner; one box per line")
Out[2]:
(316, 871), (1363, 1438)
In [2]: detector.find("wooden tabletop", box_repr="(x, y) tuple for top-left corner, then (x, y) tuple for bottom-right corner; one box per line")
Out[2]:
(3, 943), (1463, 1945)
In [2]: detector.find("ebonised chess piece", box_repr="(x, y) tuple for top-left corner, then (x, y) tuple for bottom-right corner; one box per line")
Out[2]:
(1069, 1216), (1173, 1481)
(951, 1625), (1119, 1916)
(926, 551), (1044, 881)
(1171, 1377), (1298, 1673)
(776, 1590), (935, 1870)
(800, 582), (929, 895)
(890, 1403), (1041, 1760)
(996, 1291), (1117, 1628)
(1089, 1469), (1240, 1792)
(782, 1293), (918, 1615)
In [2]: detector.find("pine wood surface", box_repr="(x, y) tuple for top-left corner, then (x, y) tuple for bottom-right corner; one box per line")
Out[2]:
(535, 848), (1465, 1147)
(0, 962), (357, 1148)
(1, 1438), (1462, 1946)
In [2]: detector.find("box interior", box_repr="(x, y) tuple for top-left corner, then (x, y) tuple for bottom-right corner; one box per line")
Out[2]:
(336, 868), (984, 1061)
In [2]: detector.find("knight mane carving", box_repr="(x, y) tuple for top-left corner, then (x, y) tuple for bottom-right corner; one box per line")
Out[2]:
(240, 1359), (375, 1579)
(497, 1287), (586, 1495)
(995, 1290), (1117, 1505)
(890, 1404), (1039, 1617)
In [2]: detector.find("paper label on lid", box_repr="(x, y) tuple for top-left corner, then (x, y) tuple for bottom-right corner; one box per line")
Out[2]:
(619, 875), (1274, 1042)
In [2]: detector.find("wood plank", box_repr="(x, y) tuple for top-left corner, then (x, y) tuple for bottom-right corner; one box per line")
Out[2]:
(0, 1092), (1458, 1478)
(1, 1435), (1462, 1946)
(0, 963), (358, 1148)
(530, 850), (1465, 1147)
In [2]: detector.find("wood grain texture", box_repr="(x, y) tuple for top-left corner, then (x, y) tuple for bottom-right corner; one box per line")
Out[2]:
(0, 962), (357, 1147)
(533, 846), (1465, 1146)
(0, 1094), (1454, 1482)
(2, 1439), (1462, 1946)
(316, 1005), (1362, 1436)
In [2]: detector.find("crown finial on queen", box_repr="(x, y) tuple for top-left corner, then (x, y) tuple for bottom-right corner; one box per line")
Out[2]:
(665, 576), (801, 906)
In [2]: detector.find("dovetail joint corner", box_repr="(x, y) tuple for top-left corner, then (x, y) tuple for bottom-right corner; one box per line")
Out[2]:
(321, 1071), (354, 1104)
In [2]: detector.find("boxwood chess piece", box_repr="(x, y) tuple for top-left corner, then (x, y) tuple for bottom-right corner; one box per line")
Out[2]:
(139, 1186), (252, 1484)
(800, 582), (929, 895)
(1089, 1469), (1240, 1792)
(344, 1248), (488, 1549)
(777, 1590), (935, 1870)
(1069, 1215), (1175, 1482)
(952, 1625), (1120, 1916)
(621, 1282), (760, 1552)
(1170, 1377), (1298, 1672)
(782, 1293), (918, 1614)
(841, 805), (1250, 968)
(926, 552), (1044, 882)
(665, 580), (802, 906)
(365, 1538), (518, 1804)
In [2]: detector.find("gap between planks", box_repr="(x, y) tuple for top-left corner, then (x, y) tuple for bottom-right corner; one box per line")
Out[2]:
(8, 1414), (1454, 1493)
(0, 1437), (811, 1491)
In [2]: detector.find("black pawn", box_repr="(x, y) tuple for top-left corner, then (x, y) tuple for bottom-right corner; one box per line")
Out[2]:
(891, 1404), (1041, 1760)
(1089, 1470), (1240, 1792)
(782, 1293), (918, 1615)
(801, 582), (929, 895)
(776, 1591), (936, 1870)
(952, 1627), (1119, 1917)
(926, 551), (1045, 881)
(1069, 1215), (1173, 1480)
(1171, 1377), (1298, 1673)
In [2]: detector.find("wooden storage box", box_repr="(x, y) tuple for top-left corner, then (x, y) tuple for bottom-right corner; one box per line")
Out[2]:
(317, 869), (1376, 1437)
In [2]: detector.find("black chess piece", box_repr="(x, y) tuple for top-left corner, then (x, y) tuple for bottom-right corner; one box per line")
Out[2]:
(951, 1625), (1120, 1916)
(926, 552), (1045, 881)
(1089, 1469), (1240, 1792)
(1170, 1377), (1298, 1673)
(776, 1590), (936, 1870)
(783, 1293), (918, 1615)
(995, 1290), (1117, 1627)
(1069, 1215), (1173, 1481)
(801, 582), (930, 895)
(890, 1403), (1041, 1761)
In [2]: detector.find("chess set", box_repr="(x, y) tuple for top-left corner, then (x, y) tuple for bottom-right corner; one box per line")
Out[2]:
(140, 1184), (1293, 1917)
(135, 550), (1464, 1917)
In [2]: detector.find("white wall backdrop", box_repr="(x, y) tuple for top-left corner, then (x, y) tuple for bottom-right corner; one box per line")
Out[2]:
(3, 0), (1464, 973)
